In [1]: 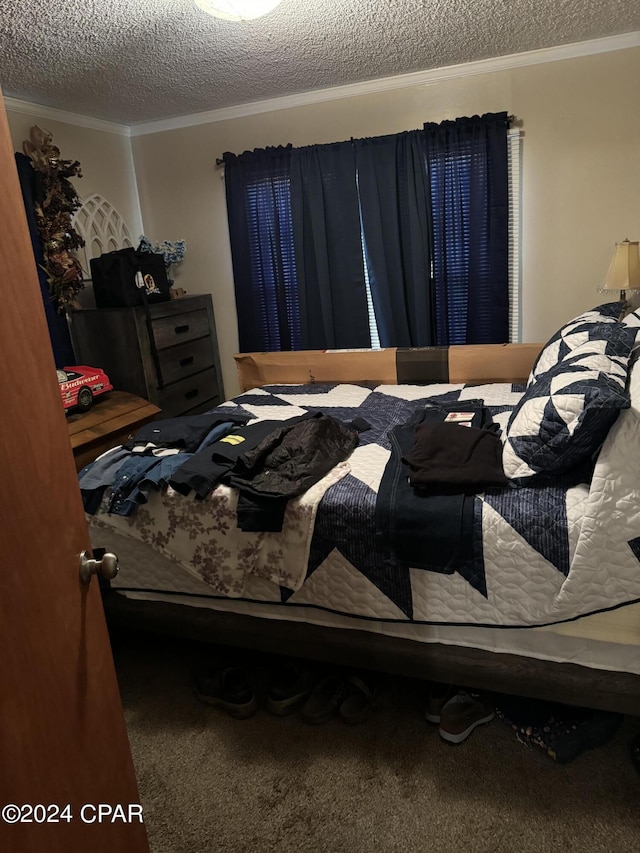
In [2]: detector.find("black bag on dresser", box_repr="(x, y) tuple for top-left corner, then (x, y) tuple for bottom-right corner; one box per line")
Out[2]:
(90, 247), (170, 309)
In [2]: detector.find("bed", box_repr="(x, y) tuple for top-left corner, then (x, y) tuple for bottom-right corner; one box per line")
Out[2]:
(89, 328), (640, 716)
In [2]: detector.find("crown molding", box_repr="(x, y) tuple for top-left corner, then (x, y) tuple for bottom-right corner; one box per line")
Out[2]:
(4, 30), (639, 138)
(129, 30), (640, 136)
(2, 97), (131, 136)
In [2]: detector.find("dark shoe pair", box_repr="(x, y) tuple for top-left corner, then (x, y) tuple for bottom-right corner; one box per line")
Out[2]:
(196, 660), (319, 720)
(194, 666), (258, 719)
(265, 661), (319, 716)
(301, 674), (377, 725)
(194, 663), (378, 725)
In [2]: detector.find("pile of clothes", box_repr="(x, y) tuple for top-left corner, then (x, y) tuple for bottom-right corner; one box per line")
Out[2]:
(80, 409), (368, 533)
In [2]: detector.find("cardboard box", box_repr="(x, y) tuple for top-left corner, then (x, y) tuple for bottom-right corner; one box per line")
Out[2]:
(235, 344), (543, 392)
(235, 349), (397, 392)
(448, 344), (543, 384)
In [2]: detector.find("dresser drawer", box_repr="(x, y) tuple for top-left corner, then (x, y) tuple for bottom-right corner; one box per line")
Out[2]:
(157, 338), (214, 385)
(151, 309), (210, 350)
(156, 367), (220, 416)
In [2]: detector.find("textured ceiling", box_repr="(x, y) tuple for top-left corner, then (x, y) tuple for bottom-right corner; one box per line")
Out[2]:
(1, 0), (638, 125)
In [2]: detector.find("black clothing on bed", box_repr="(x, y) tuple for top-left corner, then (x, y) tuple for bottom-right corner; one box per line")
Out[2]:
(168, 417), (311, 499)
(124, 411), (250, 453)
(375, 401), (493, 574)
(230, 412), (362, 499)
(229, 412), (365, 531)
(403, 422), (508, 493)
(235, 494), (289, 532)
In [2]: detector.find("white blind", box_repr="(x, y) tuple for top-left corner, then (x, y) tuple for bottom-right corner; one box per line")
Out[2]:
(507, 129), (522, 342)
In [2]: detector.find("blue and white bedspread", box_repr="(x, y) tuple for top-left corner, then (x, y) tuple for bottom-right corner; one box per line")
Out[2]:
(89, 372), (640, 628)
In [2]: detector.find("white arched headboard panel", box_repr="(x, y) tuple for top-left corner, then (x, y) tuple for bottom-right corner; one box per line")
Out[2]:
(73, 194), (134, 277)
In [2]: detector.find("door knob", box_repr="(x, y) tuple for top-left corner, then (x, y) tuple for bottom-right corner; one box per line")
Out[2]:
(79, 550), (119, 584)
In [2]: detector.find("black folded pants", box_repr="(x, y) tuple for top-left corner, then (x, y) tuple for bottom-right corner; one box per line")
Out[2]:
(375, 400), (489, 574)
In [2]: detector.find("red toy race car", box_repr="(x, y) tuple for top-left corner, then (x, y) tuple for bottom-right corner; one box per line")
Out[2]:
(58, 365), (113, 412)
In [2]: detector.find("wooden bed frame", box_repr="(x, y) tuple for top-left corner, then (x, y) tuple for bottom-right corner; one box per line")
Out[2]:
(102, 345), (640, 717)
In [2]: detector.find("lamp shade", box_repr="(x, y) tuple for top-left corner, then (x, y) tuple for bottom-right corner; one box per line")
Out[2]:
(601, 239), (640, 293)
(194, 0), (283, 20)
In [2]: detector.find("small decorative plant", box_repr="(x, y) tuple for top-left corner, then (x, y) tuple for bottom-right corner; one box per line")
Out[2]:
(138, 235), (187, 285)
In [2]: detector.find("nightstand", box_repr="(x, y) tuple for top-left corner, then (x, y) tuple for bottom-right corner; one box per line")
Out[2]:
(67, 390), (161, 472)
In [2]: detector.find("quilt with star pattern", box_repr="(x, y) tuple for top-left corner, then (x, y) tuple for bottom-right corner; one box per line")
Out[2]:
(90, 374), (640, 629)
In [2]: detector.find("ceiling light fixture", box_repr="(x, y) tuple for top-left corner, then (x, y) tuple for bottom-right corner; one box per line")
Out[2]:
(194, 0), (283, 20)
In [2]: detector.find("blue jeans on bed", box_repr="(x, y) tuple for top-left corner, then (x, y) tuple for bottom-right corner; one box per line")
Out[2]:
(375, 400), (489, 573)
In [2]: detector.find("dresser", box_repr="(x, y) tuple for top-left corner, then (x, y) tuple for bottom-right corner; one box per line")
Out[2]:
(69, 294), (223, 417)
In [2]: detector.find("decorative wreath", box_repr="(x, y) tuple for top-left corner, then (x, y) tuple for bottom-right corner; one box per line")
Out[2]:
(23, 126), (85, 311)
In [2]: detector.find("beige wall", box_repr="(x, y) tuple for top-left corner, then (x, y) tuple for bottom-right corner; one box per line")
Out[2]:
(6, 108), (143, 288)
(131, 46), (640, 398)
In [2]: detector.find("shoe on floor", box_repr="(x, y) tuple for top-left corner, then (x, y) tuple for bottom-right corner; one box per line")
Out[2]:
(425, 682), (457, 724)
(439, 690), (495, 744)
(265, 661), (317, 716)
(339, 676), (377, 724)
(496, 698), (623, 763)
(301, 675), (348, 725)
(541, 711), (622, 763)
(194, 666), (258, 719)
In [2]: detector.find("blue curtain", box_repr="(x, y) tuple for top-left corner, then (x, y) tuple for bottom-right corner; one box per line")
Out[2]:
(424, 112), (510, 345)
(355, 131), (435, 347)
(14, 153), (75, 367)
(290, 142), (372, 349)
(223, 113), (510, 352)
(223, 146), (301, 352)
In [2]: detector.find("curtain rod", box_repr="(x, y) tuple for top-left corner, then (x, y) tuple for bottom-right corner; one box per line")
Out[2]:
(215, 115), (517, 165)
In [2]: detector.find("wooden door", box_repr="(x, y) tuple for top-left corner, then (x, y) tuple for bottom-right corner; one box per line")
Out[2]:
(0, 94), (150, 853)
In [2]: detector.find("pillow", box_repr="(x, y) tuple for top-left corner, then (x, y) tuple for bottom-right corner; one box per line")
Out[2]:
(503, 331), (634, 481)
(622, 305), (640, 331)
(591, 300), (626, 319)
(527, 301), (625, 386)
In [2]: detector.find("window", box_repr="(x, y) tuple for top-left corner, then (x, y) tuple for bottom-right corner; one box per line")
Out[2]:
(225, 114), (518, 352)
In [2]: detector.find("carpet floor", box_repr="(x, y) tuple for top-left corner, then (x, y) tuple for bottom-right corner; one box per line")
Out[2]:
(113, 630), (640, 853)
